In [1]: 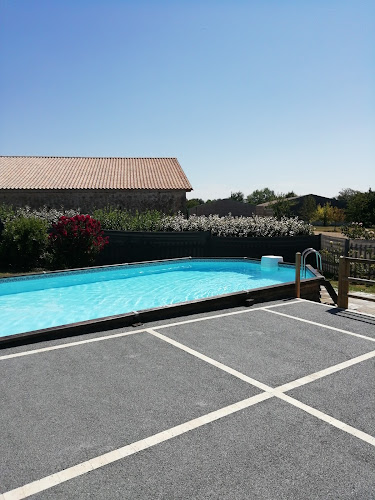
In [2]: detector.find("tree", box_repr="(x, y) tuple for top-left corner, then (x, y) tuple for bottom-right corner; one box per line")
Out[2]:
(346, 189), (375, 226)
(186, 198), (204, 210)
(246, 188), (276, 205)
(314, 203), (335, 226)
(330, 206), (346, 229)
(337, 188), (361, 203)
(272, 198), (294, 219)
(230, 191), (245, 202)
(299, 195), (317, 222)
(280, 191), (297, 199)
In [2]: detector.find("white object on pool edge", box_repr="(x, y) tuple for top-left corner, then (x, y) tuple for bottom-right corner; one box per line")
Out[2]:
(260, 255), (284, 268)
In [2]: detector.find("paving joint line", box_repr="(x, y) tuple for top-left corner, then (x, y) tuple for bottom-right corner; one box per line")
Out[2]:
(146, 328), (375, 447)
(2, 326), (374, 500)
(264, 308), (375, 343)
(1, 392), (273, 500)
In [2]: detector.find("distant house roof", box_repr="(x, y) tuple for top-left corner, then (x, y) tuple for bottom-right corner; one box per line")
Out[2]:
(0, 156), (193, 191)
(256, 194), (336, 207)
(257, 196), (300, 207)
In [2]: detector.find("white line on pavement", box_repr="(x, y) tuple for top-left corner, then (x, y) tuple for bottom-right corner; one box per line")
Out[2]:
(147, 328), (375, 447)
(264, 308), (375, 343)
(3, 325), (374, 499)
(277, 349), (375, 392)
(1, 392), (272, 500)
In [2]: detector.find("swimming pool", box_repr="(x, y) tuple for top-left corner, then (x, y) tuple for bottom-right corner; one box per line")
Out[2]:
(0, 258), (317, 344)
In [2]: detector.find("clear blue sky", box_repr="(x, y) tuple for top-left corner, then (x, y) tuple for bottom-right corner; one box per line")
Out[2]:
(1, 0), (374, 201)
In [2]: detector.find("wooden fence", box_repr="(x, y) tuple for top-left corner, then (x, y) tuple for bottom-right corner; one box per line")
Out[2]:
(99, 231), (321, 265)
(338, 256), (375, 308)
(321, 235), (375, 279)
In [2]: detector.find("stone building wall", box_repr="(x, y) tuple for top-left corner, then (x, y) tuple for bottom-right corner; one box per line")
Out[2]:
(0, 189), (187, 213)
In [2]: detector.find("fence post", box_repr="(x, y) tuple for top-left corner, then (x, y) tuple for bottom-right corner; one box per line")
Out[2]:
(295, 252), (301, 298)
(337, 256), (349, 308)
(344, 239), (350, 256)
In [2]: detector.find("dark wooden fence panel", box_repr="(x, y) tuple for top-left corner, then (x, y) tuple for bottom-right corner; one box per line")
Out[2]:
(321, 235), (375, 278)
(100, 231), (211, 264)
(100, 231), (321, 265)
(210, 235), (321, 263)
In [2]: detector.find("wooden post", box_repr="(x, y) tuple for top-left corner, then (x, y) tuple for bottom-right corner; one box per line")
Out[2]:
(295, 252), (301, 298)
(337, 256), (349, 308)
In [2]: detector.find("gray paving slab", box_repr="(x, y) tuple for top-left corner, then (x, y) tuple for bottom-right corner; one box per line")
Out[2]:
(0, 332), (258, 492)
(273, 300), (375, 339)
(160, 309), (375, 387)
(288, 358), (375, 437)
(36, 398), (375, 500)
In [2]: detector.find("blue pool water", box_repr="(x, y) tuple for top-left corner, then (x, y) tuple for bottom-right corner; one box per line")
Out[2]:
(0, 259), (314, 337)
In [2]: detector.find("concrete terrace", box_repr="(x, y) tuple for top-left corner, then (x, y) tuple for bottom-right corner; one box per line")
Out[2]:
(1, 298), (374, 499)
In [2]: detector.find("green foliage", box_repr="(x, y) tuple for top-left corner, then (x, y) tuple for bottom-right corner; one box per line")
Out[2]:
(186, 198), (204, 209)
(314, 203), (335, 226)
(282, 191), (297, 198)
(330, 206), (346, 228)
(93, 208), (313, 237)
(0, 216), (49, 270)
(271, 198), (294, 219)
(342, 223), (375, 240)
(336, 188), (361, 203)
(0, 203), (15, 223)
(246, 188), (276, 205)
(346, 189), (375, 226)
(299, 196), (317, 222)
(230, 191), (245, 202)
(93, 207), (165, 231)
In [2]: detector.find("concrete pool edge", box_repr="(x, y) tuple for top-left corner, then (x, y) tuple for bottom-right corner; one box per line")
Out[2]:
(0, 260), (324, 348)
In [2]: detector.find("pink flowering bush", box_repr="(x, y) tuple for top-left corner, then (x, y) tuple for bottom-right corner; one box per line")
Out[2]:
(48, 215), (109, 269)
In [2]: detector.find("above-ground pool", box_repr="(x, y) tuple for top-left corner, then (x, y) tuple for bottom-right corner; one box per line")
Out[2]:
(0, 258), (317, 343)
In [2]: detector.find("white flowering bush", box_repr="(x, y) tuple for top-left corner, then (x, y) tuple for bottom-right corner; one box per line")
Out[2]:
(13, 206), (80, 225)
(159, 213), (313, 237)
(0, 204), (313, 238)
(342, 223), (375, 240)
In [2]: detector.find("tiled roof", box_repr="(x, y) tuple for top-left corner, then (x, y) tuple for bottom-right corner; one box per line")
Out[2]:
(0, 157), (192, 191)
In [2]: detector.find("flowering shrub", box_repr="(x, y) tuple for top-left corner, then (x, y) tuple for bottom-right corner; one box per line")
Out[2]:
(94, 208), (313, 237)
(0, 217), (49, 270)
(342, 223), (375, 240)
(48, 215), (109, 269)
(158, 214), (313, 237)
(14, 205), (80, 225)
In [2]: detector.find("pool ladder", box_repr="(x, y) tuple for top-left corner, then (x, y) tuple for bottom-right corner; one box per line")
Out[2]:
(301, 248), (338, 304)
(301, 248), (322, 277)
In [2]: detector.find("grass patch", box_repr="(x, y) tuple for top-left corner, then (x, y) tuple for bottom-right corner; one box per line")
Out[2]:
(330, 280), (375, 294)
(313, 226), (345, 233)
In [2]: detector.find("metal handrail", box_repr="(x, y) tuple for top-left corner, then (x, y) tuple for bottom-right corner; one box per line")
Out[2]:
(301, 248), (322, 277)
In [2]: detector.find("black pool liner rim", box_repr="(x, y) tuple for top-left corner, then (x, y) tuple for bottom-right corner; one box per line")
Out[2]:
(0, 258), (323, 349)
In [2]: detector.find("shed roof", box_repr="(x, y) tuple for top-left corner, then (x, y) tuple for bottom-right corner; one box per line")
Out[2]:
(0, 156), (192, 191)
